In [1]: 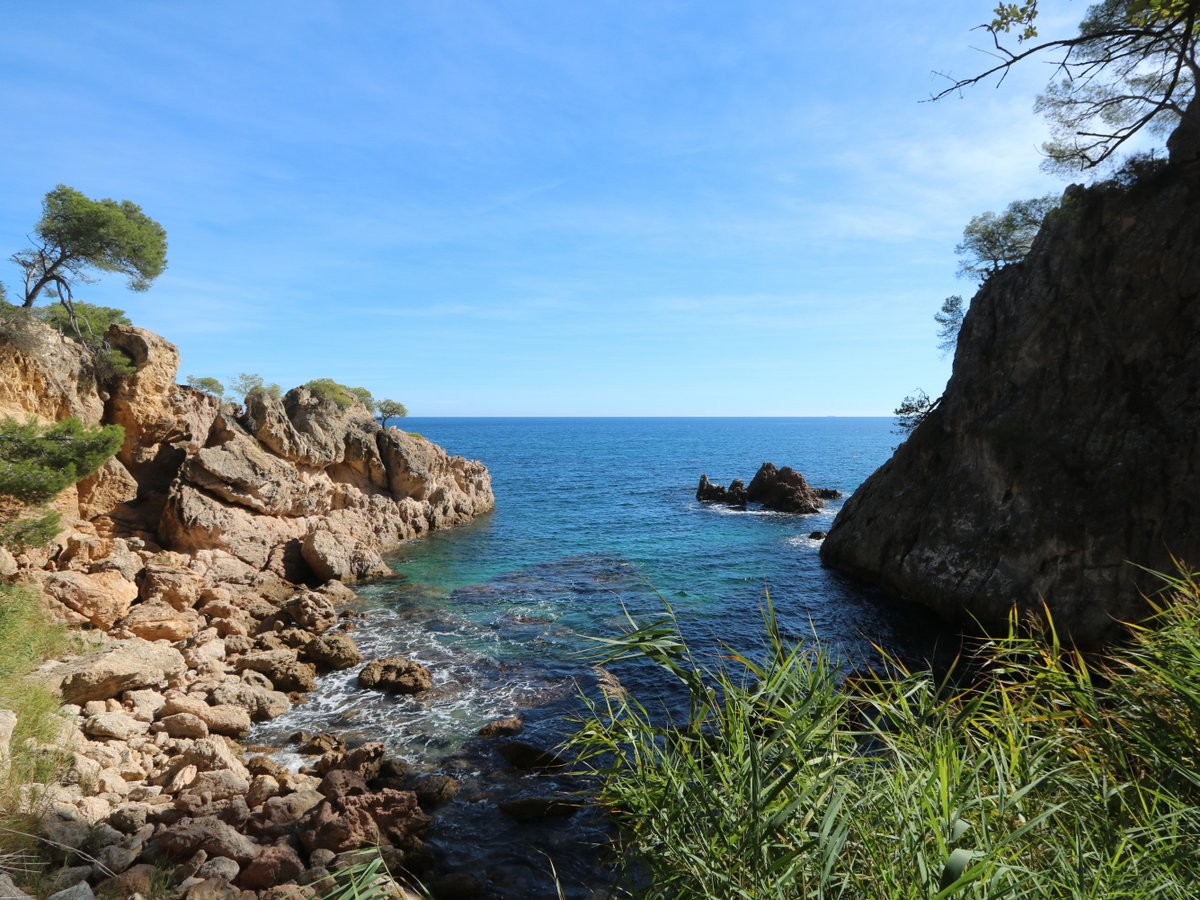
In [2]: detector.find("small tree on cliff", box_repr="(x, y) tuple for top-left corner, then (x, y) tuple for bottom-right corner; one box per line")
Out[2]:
(378, 399), (408, 428)
(955, 195), (1058, 282)
(0, 417), (123, 550)
(12, 185), (167, 339)
(935, 1), (1200, 170)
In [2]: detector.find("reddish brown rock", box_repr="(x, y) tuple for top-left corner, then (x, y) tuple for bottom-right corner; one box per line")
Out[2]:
(358, 657), (431, 695)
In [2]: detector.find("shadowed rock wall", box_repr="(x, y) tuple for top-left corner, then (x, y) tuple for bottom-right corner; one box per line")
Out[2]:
(821, 161), (1200, 644)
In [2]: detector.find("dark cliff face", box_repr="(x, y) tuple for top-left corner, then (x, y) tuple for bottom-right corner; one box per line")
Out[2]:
(820, 160), (1200, 644)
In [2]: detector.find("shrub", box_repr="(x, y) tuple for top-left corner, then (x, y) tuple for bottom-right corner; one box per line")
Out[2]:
(0, 416), (123, 552)
(36, 301), (130, 345)
(185, 376), (225, 398)
(569, 576), (1200, 898)
(303, 378), (374, 412)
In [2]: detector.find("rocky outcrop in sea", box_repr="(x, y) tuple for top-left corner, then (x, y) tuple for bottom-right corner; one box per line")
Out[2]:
(820, 152), (1200, 644)
(0, 316), (497, 896)
(697, 462), (839, 514)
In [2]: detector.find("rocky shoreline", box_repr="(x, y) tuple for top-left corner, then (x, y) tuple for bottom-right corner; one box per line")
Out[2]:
(0, 318), (527, 898)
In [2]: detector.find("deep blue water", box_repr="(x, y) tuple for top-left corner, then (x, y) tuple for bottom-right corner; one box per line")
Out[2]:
(251, 418), (954, 896)
(257, 417), (949, 755)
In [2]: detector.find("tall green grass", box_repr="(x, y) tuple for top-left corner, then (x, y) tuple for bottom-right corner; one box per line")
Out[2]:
(569, 574), (1200, 898)
(0, 582), (75, 864)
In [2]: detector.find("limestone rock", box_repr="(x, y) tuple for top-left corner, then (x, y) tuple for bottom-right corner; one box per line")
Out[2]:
(75, 456), (139, 522)
(158, 816), (261, 864)
(284, 590), (339, 634)
(0, 709), (16, 771)
(157, 713), (210, 739)
(38, 570), (138, 629)
(51, 638), (186, 704)
(0, 316), (103, 424)
(298, 785), (430, 855)
(138, 564), (204, 609)
(160, 696), (251, 737)
(232, 650), (316, 693)
(207, 681), (290, 721)
(300, 526), (388, 583)
(821, 164), (1200, 644)
(358, 657), (431, 695)
(115, 602), (203, 642)
(304, 632), (363, 670)
(83, 711), (149, 741)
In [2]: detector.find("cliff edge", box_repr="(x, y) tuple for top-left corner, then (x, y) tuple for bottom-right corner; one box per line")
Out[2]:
(0, 318), (494, 604)
(821, 159), (1200, 644)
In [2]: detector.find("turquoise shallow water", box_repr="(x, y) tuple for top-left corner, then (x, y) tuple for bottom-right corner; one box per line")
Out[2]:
(256, 417), (951, 755)
(250, 417), (954, 896)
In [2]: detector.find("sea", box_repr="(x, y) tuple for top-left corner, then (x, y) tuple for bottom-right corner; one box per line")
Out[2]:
(250, 417), (955, 896)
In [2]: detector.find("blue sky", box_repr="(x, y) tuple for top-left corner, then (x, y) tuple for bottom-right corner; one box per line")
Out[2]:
(0, 2), (1080, 415)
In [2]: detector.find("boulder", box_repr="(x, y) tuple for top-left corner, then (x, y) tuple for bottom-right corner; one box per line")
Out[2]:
(300, 527), (389, 584)
(298, 788), (430, 854)
(478, 716), (523, 738)
(82, 711), (149, 741)
(208, 681), (290, 721)
(157, 816), (261, 864)
(138, 564), (204, 610)
(115, 602), (203, 642)
(160, 696), (251, 738)
(52, 638), (186, 704)
(284, 590), (339, 634)
(237, 844), (305, 891)
(695, 474), (747, 506)
(38, 570), (138, 629)
(232, 650), (316, 693)
(746, 462), (831, 514)
(304, 633), (363, 670)
(157, 713), (209, 739)
(358, 657), (431, 695)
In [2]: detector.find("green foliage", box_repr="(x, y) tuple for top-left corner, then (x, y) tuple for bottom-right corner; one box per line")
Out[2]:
(940, 2), (1200, 170)
(349, 386), (376, 412)
(13, 185), (167, 309)
(956, 195), (1058, 282)
(0, 511), (62, 554)
(0, 418), (124, 507)
(570, 574), (1200, 898)
(378, 399), (409, 428)
(0, 581), (75, 860)
(303, 379), (374, 411)
(0, 417), (123, 551)
(935, 295), (965, 357)
(95, 348), (136, 379)
(36, 301), (129, 345)
(894, 389), (937, 437)
(229, 372), (281, 402)
(185, 376), (225, 398)
(315, 848), (401, 899)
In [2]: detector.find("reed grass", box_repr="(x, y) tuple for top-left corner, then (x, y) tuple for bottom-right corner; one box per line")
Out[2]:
(568, 573), (1200, 898)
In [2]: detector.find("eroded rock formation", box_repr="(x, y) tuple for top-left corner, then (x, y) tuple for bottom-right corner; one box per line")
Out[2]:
(0, 316), (496, 897)
(821, 159), (1200, 644)
(0, 319), (493, 587)
(697, 462), (839, 514)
